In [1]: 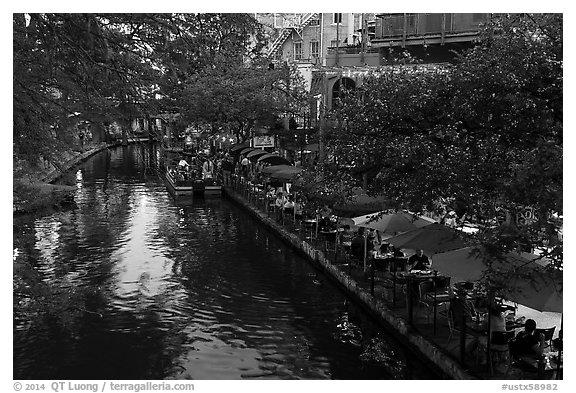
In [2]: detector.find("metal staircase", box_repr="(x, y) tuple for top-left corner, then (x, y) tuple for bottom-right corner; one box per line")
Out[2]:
(267, 13), (319, 58)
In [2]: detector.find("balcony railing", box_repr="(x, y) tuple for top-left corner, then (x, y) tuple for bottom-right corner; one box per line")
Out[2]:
(374, 13), (488, 41)
(327, 46), (380, 55)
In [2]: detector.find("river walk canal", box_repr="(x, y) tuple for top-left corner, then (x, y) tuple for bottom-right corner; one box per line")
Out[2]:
(13, 144), (440, 380)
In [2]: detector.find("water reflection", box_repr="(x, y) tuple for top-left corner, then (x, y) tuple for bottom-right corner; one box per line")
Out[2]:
(13, 145), (438, 380)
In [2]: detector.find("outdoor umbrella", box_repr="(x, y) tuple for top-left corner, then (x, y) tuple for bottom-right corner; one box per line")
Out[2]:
(384, 222), (466, 335)
(432, 247), (550, 284)
(261, 164), (295, 175)
(269, 167), (303, 181)
(506, 268), (563, 378)
(240, 147), (256, 156)
(399, 212), (438, 228)
(246, 149), (268, 162)
(518, 251), (552, 267)
(257, 153), (291, 166)
(229, 143), (249, 154)
(433, 247), (561, 368)
(433, 247), (504, 283)
(506, 269), (562, 313)
(260, 164), (297, 192)
(431, 247), (541, 329)
(351, 211), (436, 229)
(354, 212), (423, 234)
(386, 222), (467, 255)
(351, 211), (420, 272)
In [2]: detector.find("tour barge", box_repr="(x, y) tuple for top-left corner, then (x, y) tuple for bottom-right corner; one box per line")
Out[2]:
(164, 167), (222, 196)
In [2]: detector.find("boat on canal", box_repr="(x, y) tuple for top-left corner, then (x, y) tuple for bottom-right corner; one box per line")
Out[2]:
(164, 166), (222, 196)
(202, 177), (223, 195)
(164, 166), (195, 196)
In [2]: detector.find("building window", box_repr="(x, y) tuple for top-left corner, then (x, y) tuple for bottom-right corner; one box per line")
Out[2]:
(333, 13), (342, 24)
(294, 42), (302, 60)
(472, 13), (486, 23)
(309, 18), (320, 26)
(354, 14), (361, 31)
(273, 50), (282, 62)
(383, 13), (417, 37)
(310, 41), (319, 58)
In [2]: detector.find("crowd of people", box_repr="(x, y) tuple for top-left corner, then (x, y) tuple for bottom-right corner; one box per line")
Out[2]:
(169, 150), (235, 183)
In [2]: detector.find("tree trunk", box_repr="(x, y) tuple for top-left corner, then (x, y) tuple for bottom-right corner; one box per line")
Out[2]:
(91, 122), (108, 143)
(122, 127), (129, 146)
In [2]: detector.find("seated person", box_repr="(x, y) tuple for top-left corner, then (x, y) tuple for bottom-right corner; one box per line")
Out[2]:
(340, 225), (353, 251)
(350, 228), (371, 259)
(294, 199), (304, 220)
(319, 205), (332, 219)
(449, 288), (477, 328)
(378, 242), (391, 255)
(388, 246), (407, 271)
(318, 205), (333, 231)
(391, 246), (406, 258)
(552, 329), (562, 351)
(485, 304), (507, 333)
(178, 158), (190, 169)
(475, 304), (509, 364)
(509, 319), (546, 359)
(274, 192), (287, 221)
(478, 304), (508, 347)
(275, 192), (287, 208)
(266, 187), (276, 200)
(283, 196), (295, 214)
(408, 249), (431, 271)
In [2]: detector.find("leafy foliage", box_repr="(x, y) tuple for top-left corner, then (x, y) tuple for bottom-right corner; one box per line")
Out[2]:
(324, 14), (562, 266)
(13, 13), (266, 166)
(174, 60), (309, 143)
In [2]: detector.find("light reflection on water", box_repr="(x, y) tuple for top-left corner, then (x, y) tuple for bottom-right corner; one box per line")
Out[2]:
(13, 145), (439, 380)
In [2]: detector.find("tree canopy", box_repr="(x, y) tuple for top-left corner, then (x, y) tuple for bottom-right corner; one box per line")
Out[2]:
(13, 13), (274, 166)
(174, 60), (309, 143)
(323, 13), (562, 267)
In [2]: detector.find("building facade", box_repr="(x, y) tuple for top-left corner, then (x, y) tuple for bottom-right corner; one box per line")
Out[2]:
(325, 13), (491, 66)
(258, 13), (490, 83)
(256, 13), (490, 153)
(257, 13), (376, 68)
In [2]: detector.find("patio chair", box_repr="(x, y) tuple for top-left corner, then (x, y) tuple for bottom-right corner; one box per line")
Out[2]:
(417, 280), (435, 323)
(484, 331), (516, 376)
(535, 326), (556, 352)
(442, 308), (460, 347)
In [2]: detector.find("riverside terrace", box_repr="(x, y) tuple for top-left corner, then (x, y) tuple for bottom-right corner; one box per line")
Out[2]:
(223, 176), (563, 381)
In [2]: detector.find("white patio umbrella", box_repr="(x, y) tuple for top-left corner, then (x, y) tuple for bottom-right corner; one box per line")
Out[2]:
(506, 269), (562, 313)
(386, 222), (467, 256)
(352, 211), (425, 270)
(353, 212), (416, 233)
(432, 247), (554, 287)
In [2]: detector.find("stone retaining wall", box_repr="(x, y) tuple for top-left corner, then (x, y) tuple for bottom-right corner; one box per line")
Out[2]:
(42, 142), (117, 183)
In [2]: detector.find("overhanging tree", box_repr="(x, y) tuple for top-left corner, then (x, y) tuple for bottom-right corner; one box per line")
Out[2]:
(13, 13), (265, 169)
(175, 60), (309, 143)
(323, 13), (562, 267)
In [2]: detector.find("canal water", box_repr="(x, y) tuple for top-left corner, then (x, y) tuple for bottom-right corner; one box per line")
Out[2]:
(13, 144), (439, 380)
